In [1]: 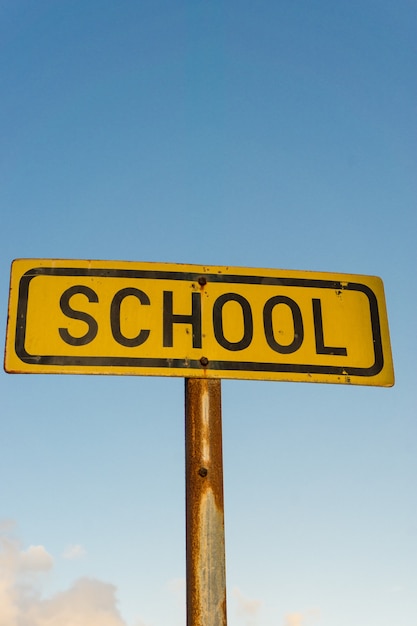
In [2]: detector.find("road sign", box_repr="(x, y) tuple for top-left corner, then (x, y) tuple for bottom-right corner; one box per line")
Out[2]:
(4, 259), (394, 386)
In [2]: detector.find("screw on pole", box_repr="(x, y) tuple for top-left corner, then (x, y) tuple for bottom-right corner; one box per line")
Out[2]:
(185, 378), (227, 626)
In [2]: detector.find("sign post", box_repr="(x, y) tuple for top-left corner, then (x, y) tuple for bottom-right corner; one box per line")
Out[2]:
(185, 378), (227, 626)
(4, 259), (395, 626)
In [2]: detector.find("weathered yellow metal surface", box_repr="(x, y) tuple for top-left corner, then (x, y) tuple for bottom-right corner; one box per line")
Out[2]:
(4, 259), (394, 386)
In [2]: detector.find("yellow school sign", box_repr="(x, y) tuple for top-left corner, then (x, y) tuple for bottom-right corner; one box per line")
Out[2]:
(4, 259), (394, 386)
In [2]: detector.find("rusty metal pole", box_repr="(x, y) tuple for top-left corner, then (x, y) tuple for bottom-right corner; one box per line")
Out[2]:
(185, 378), (227, 626)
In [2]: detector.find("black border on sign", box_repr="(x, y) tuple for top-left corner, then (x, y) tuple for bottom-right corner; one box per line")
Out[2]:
(14, 266), (384, 377)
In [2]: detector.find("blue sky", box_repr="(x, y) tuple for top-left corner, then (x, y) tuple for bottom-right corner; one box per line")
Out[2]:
(0, 1), (416, 625)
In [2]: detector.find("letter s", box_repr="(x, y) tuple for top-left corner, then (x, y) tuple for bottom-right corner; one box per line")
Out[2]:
(59, 285), (99, 346)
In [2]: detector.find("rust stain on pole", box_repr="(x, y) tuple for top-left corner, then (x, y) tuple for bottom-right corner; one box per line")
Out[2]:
(185, 378), (227, 626)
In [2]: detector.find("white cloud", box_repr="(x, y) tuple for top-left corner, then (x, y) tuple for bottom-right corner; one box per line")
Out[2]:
(0, 527), (53, 577)
(62, 544), (86, 560)
(0, 522), (128, 626)
(18, 545), (54, 572)
(233, 586), (261, 625)
(284, 608), (321, 626)
(285, 613), (304, 626)
(23, 578), (127, 626)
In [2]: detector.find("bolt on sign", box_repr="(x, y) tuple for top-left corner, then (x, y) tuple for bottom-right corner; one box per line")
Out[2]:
(4, 259), (394, 386)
